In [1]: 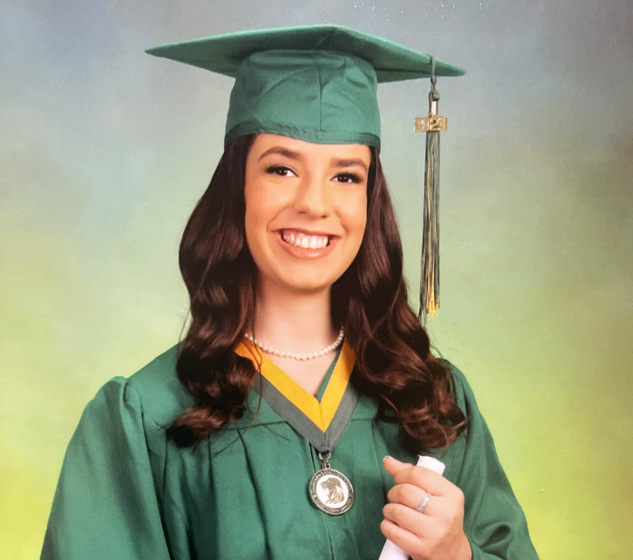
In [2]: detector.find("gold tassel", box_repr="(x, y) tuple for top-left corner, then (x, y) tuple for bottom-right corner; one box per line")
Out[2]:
(414, 58), (446, 323)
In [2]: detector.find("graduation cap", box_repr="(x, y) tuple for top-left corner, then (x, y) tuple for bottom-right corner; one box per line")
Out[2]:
(146, 25), (465, 321)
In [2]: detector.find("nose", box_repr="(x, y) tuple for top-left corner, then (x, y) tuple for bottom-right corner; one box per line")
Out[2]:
(293, 172), (331, 218)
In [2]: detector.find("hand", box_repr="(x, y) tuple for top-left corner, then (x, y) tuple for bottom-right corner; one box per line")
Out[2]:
(381, 456), (472, 560)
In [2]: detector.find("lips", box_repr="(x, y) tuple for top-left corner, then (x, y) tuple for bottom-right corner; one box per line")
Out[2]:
(280, 229), (332, 249)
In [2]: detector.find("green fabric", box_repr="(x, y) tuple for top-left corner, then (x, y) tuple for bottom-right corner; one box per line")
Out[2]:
(41, 347), (539, 560)
(145, 25), (466, 150)
(224, 49), (381, 149)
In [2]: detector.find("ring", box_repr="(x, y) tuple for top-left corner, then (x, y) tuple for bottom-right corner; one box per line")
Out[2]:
(415, 492), (432, 513)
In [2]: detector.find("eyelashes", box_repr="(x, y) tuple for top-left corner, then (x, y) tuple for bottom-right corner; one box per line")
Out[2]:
(264, 165), (364, 184)
(335, 172), (363, 184)
(265, 165), (293, 177)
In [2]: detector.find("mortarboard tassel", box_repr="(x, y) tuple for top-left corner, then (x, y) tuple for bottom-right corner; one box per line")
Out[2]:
(415, 58), (447, 324)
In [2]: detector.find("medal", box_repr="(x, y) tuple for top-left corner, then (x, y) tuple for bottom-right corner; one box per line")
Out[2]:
(309, 451), (354, 515)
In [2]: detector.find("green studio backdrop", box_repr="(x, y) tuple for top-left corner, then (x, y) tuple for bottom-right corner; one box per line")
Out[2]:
(1, 1), (632, 559)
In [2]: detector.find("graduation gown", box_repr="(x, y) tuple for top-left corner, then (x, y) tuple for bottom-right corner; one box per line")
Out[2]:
(41, 343), (538, 560)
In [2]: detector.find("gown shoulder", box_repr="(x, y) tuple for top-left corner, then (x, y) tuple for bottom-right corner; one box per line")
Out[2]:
(122, 344), (194, 428)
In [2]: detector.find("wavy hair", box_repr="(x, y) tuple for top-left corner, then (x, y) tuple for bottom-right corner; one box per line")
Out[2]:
(168, 134), (467, 453)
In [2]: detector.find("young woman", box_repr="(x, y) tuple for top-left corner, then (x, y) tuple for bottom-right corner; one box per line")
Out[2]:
(42, 26), (539, 560)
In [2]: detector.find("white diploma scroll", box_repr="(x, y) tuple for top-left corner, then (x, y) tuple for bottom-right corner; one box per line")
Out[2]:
(378, 456), (446, 560)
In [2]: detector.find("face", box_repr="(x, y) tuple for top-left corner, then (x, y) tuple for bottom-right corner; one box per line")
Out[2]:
(244, 134), (370, 296)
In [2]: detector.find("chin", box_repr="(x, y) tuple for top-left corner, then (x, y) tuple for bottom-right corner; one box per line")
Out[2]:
(283, 278), (337, 294)
(274, 269), (342, 294)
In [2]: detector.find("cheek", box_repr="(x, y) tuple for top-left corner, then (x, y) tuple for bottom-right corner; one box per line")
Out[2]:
(244, 206), (270, 264)
(348, 194), (368, 241)
(243, 208), (255, 248)
(243, 190), (267, 260)
(243, 184), (288, 267)
(244, 181), (270, 236)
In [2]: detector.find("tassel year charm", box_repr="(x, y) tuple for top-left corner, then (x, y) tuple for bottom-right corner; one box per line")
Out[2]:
(414, 61), (446, 322)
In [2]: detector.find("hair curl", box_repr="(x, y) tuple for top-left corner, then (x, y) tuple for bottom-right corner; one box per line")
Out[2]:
(168, 135), (467, 453)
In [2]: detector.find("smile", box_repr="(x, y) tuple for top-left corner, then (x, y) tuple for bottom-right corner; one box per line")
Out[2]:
(280, 230), (331, 249)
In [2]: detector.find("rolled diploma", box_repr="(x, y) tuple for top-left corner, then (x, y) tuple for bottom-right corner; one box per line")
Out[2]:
(378, 456), (446, 560)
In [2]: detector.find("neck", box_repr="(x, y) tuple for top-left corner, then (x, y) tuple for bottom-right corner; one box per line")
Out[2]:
(253, 282), (337, 354)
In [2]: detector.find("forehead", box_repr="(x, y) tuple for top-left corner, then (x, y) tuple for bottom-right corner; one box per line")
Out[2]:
(249, 134), (372, 163)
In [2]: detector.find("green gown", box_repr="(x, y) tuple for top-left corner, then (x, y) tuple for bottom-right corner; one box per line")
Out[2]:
(41, 344), (538, 560)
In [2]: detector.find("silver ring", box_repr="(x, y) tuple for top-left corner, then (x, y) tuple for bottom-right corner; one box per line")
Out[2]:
(415, 492), (432, 513)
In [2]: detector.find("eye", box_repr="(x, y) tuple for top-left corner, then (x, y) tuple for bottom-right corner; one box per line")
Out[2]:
(265, 165), (295, 177)
(334, 172), (363, 184)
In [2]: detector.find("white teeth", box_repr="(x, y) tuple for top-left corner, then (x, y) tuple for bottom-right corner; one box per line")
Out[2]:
(282, 231), (329, 249)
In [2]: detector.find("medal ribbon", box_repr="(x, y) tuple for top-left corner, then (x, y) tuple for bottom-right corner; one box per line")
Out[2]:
(254, 373), (359, 454)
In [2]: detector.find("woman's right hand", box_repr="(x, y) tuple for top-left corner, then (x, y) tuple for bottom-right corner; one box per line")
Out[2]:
(381, 456), (472, 560)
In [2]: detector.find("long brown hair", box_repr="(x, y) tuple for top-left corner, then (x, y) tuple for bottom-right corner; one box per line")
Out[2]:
(169, 134), (467, 453)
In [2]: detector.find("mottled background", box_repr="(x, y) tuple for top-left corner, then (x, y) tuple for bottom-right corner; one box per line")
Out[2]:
(1, 0), (632, 558)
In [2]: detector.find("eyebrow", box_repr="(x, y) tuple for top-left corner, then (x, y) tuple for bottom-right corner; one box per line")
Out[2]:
(332, 158), (369, 173)
(258, 147), (369, 173)
(258, 147), (301, 161)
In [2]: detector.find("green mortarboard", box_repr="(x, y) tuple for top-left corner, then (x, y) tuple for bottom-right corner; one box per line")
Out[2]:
(146, 25), (465, 320)
(146, 25), (464, 151)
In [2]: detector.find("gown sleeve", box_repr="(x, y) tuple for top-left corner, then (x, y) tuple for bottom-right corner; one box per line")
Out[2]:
(41, 377), (171, 560)
(448, 365), (539, 560)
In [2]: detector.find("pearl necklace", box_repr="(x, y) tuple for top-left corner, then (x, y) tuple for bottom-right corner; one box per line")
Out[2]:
(244, 328), (345, 361)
